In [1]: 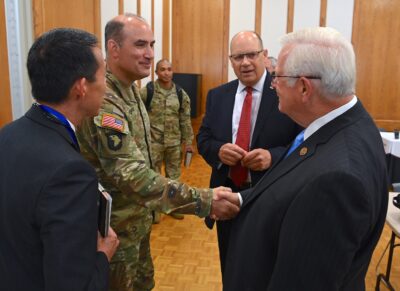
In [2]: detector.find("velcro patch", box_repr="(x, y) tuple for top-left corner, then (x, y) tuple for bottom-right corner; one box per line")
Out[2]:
(106, 132), (123, 151)
(101, 113), (125, 132)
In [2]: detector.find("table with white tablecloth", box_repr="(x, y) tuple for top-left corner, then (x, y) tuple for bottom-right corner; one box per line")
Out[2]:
(381, 132), (400, 185)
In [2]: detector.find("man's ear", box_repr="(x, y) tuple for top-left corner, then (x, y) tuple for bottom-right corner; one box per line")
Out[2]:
(263, 48), (268, 58)
(71, 78), (87, 101)
(107, 39), (120, 59)
(299, 78), (313, 102)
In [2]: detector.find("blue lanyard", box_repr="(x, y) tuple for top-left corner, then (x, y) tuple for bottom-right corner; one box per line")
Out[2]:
(39, 104), (79, 149)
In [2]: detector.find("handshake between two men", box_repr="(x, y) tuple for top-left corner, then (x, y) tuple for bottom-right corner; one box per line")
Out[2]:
(210, 187), (241, 221)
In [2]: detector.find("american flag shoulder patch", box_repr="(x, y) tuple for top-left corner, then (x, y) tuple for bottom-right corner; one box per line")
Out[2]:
(101, 113), (125, 132)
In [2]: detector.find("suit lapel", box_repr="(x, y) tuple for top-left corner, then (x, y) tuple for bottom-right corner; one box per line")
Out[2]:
(221, 80), (239, 143)
(243, 141), (316, 208)
(242, 100), (368, 208)
(25, 104), (79, 151)
(251, 73), (277, 148)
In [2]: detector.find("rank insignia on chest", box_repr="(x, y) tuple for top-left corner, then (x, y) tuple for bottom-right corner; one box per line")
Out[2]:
(101, 113), (125, 132)
(107, 132), (123, 151)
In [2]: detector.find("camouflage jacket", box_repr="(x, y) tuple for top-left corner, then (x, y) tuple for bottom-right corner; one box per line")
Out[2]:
(76, 72), (212, 216)
(140, 80), (194, 147)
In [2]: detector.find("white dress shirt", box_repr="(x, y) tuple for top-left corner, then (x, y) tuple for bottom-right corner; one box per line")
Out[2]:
(232, 70), (267, 144)
(304, 96), (357, 141)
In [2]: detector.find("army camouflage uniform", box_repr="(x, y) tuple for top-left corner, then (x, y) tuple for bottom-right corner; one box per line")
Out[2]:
(140, 80), (194, 180)
(76, 72), (213, 291)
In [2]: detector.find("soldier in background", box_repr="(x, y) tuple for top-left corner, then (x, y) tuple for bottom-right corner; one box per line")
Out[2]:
(76, 13), (239, 291)
(141, 59), (194, 221)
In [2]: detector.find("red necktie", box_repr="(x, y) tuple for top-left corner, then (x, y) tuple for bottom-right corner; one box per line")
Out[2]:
(231, 87), (252, 187)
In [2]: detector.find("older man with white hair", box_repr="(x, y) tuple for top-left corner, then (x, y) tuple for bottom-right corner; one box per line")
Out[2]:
(223, 27), (388, 291)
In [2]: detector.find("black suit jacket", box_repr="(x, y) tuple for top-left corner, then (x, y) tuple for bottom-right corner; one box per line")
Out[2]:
(223, 101), (388, 291)
(0, 105), (109, 291)
(197, 73), (300, 188)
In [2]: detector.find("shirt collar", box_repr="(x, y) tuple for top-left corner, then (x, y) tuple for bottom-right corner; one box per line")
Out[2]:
(304, 95), (358, 140)
(36, 102), (76, 132)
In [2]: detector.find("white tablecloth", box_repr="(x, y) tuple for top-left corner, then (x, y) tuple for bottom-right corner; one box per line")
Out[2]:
(381, 132), (400, 158)
(388, 192), (400, 237)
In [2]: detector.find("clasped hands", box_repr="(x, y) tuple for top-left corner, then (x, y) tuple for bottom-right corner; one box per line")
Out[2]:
(218, 143), (271, 171)
(210, 186), (240, 221)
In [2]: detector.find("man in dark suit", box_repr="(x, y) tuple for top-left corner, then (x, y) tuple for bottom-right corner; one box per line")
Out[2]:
(197, 31), (300, 273)
(223, 27), (388, 290)
(0, 28), (119, 291)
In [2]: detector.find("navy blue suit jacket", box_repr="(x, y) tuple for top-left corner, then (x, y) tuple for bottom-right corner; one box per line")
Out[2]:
(223, 101), (388, 291)
(0, 105), (109, 291)
(197, 72), (300, 189)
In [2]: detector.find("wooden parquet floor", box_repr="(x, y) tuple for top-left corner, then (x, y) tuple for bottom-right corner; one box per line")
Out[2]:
(150, 117), (399, 291)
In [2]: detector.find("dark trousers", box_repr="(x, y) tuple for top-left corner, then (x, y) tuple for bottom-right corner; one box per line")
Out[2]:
(206, 178), (251, 276)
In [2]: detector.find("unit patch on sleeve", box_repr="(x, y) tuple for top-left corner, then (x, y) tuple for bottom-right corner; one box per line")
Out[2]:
(101, 113), (125, 132)
(106, 132), (123, 151)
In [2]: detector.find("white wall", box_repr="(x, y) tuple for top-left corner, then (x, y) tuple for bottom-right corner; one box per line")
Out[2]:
(293, 0), (321, 31)
(261, 0), (288, 59)
(326, 0), (355, 41)
(228, 0), (257, 81)
(5, 0), (33, 119)
(100, 0), (118, 55)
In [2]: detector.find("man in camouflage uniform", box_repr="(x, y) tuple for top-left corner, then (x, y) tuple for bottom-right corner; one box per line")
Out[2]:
(76, 14), (239, 291)
(141, 59), (194, 221)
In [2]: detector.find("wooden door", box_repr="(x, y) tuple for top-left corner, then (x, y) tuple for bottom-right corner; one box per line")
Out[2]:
(32, 0), (101, 40)
(352, 0), (400, 130)
(172, 0), (229, 115)
(0, 0), (12, 127)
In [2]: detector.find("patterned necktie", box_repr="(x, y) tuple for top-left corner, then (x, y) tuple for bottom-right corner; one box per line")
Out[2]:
(285, 130), (305, 158)
(231, 87), (253, 187)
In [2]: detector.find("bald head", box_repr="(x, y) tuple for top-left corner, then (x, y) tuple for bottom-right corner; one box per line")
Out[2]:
(105, 13), (149, 53)
(230, 31), (263, 53)
(229, 31), (267, 87)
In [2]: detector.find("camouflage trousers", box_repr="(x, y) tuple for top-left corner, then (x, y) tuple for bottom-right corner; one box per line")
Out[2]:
(109, 204), (154, 291)
(151, 143), (182, 180)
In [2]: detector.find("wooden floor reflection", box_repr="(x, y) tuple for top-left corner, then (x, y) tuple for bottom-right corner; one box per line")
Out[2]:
(150, 117), (399, 291)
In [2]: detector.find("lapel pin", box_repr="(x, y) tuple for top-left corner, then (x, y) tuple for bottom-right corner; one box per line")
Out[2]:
(299, 147), (308, 156)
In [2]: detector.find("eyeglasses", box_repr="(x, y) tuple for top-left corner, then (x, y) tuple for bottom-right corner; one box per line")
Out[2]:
(271, 71), (321, 83)
(229, 50), (264, 62)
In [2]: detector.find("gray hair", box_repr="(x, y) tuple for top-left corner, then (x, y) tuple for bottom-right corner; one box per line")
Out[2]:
(268, 56), (277, 69)
(280, 27), (355, 99)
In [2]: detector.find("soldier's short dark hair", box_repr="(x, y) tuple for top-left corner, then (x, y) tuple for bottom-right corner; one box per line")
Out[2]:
(155, 59), (171, 72)
(105, 19), (124, 51)
(27, 28), (99, 104)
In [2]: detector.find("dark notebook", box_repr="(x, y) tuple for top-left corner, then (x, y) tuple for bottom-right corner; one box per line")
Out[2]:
(98, 183), (112, 237)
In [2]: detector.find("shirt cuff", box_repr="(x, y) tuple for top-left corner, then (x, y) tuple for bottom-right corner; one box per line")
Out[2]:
(237, 192), (243, 207)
